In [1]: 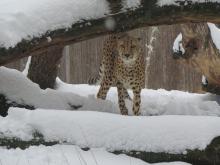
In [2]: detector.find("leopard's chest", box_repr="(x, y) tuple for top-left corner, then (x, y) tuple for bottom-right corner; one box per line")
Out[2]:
(114, 60), (141, 89)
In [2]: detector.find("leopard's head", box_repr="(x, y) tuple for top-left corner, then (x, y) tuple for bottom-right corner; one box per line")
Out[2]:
(116, 34), (142, 64)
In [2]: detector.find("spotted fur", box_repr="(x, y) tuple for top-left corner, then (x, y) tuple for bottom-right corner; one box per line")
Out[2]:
(89, 33), (145, 115)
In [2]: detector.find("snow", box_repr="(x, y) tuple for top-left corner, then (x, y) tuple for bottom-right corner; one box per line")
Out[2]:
(207, 23), (220, 52)
(0, 145), (191, 165)
(202, 75), (208, 86)
(1, 108), (220, 154)
(0, 0), (143, 49)
(0, 0), (110, 48)
(104, 17), (116, 31)
(22, 56), (31, 76)
(157, 0), (220, 6)
(173, 33), (185, 55)
(57, 79), (220, 116)
(122, 0), (141, 10)
(1, 66), (220, 116)
(0, 67), (218, 164)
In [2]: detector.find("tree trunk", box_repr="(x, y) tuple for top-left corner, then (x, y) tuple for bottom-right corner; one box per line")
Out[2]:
(174, 23), (220, 94)
(27, 46), (63, 89)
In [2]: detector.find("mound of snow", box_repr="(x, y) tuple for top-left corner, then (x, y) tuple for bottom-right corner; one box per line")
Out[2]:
(0, 67), (115, 112)
(1, 108), (220, 154)
(57, 79), (220, 116)
(1, 66), (220, 116)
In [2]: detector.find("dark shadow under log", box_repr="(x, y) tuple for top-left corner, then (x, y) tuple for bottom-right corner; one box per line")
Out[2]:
(0, 94), (34, 117)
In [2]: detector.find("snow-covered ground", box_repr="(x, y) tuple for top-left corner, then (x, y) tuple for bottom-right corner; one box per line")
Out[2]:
(1, 67), (220, 164)
(57, 79), (220, 116)
(0, 145), (190, 165)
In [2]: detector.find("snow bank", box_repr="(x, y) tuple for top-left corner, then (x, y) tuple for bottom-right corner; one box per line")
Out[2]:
(1, 66), (220, 116)
(0, 67), (115, 111)
(1, 108), (220, 154)
(0, 145), (190, 165)
(57, 79), (220, 116)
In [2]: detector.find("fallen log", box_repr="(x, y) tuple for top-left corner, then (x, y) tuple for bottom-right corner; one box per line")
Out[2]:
(114, 136), (220, 165)
(0, 133), (219, 165)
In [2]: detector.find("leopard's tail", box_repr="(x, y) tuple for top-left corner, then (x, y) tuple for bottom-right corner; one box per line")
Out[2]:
(87, 75), (101, 85)
(87, 64), (104, 85)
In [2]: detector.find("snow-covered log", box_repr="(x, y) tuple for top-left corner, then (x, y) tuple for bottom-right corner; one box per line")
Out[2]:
(1, 109), (220, 165)
(0, 136), (219, 165)
(1, 1), (220, 65)
(114, 137), (220, 165)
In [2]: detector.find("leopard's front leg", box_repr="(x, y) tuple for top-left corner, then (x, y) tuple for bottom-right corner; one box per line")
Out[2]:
(132, 88), (141, 116)
(97, 80), (112, 99)
(117, 82), (128, 115)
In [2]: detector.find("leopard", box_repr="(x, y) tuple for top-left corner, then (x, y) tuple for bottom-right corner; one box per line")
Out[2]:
(88, 33), (145, 115)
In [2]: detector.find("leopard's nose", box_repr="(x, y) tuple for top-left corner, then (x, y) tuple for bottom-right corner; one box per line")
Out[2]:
(125, 54), (130, 57)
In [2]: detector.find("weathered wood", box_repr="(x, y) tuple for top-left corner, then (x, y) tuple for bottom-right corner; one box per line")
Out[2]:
(1, 1), (220, 65)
